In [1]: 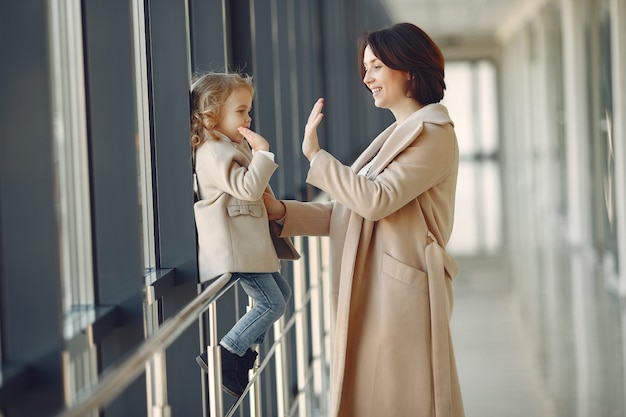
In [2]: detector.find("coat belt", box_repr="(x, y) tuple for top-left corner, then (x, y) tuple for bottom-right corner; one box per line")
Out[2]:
(425, 231), (456, 417)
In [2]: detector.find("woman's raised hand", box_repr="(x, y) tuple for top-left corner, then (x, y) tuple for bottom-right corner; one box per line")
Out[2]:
(302, 98), (325, 161)
(238, 127), (270, 152)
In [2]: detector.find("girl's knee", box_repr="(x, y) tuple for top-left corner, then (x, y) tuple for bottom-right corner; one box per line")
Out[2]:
(267, 297), (286, 320)
(283, 286), (292, 303)
(274, 297), (287, 317)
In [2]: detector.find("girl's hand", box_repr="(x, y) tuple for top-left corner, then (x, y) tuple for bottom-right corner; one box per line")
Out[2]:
(262, 192), (286, 221)
(238, 127), (270, 152)
(303, 98), (324, 161)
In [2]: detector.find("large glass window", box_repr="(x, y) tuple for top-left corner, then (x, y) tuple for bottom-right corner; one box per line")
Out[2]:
(131, 0), (156, 275)
(48, 0), (94, 314)
(444, 60), (502, 255)
(588, 0), (619, 284)
(48, 1), (98, 412)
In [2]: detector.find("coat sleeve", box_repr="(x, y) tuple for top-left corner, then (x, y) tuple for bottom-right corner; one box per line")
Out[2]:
(279, 200), (333, 237)
(306, 123), (457, 221)
(196, 142), (278, 201)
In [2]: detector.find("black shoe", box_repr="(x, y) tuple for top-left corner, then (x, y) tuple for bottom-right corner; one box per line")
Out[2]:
(195, 351), (209, 373)
(237, 348), (258, 388)
(220, 346), (245, 397)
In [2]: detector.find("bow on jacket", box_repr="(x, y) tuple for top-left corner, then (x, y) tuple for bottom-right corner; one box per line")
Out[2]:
(227, 204), (263, 217)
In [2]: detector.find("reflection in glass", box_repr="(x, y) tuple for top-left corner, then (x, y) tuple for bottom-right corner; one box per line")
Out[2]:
(48, 0), (94, 313)
(131, 0), (156, 275)
(48, 1), (98, 413)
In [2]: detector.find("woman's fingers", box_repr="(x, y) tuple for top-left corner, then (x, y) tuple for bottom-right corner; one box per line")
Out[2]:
(262, 192), (286, 220)
(306, 98), (325, 128)
(302, 98), (324, 160)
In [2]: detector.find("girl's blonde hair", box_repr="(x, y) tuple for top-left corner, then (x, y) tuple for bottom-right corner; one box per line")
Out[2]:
(189, 72), (254, 151)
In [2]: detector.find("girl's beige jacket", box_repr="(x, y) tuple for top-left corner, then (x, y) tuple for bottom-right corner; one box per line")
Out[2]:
(193, 135), (281, 282)
(280, 104), (465, 417)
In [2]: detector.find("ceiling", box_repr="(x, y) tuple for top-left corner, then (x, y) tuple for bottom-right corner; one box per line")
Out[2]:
(381, 0), (544, 58)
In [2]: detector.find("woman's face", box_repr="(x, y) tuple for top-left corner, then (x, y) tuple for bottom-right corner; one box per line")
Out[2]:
(214, 87), (253, 143)
(362, 45), (411, 112)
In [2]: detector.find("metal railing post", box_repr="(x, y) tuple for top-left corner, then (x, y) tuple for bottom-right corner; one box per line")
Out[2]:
(143, 286), (171, 417)
(147, 349), (171, 417)
(309, 236), (328, 414)
(273, 315), (289, 416)
(198, 283), (209, 417)
(293, 236), (311, 416)
(207, 301), (223, 417)
(247, 297), (261, 417)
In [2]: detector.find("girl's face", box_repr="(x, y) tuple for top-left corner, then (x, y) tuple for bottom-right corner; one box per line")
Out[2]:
(214, 87), (253, 143)
(362, 45), (411, 115)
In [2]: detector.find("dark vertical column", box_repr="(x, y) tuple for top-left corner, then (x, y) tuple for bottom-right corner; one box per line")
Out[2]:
(189, 0), (229, 71)
(145, 0), (204, 416)
(275, 2), (301, 198)
(0, 1), (64, 415)
(82, 0), (146, 415)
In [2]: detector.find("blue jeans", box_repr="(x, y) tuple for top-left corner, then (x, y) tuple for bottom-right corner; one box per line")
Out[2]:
(220, 271), (292, 357)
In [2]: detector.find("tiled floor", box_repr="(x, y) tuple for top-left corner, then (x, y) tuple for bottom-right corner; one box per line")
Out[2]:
(451, 255), (558, 417)
(310, 253), (625, 417)
(451, 255), (626, 417)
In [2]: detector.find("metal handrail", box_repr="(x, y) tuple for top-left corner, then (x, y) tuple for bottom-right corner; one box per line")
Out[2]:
(54, 224), (331, 417)
(54, 272), (235, 417)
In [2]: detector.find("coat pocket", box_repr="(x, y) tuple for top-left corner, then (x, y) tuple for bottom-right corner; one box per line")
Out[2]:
(381, 252), (428, 294)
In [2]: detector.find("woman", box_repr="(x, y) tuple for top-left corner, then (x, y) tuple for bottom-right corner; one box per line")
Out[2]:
(248, 23), (464, 417)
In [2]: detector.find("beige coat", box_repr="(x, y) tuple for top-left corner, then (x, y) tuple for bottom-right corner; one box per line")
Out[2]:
(194, 135), (281, 282)
(280, 104), (464, 417)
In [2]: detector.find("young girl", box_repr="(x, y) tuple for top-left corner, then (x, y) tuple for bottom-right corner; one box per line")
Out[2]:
(189, 72), (297, 398)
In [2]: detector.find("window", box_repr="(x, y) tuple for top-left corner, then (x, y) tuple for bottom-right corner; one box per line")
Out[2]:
(48, 0), (94, 314)
(48, 1), (98, 412)
(131, 0), (156, 275)
(589, 0), (619, 286)
(443, 60), (502, 255)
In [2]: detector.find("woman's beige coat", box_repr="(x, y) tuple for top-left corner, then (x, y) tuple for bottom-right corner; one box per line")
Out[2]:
(193, 134), (281, 282)
(280, 104), (464, 417)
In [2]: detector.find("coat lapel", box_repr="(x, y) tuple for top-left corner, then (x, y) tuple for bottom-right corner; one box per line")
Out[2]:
(366, 104), (453, 178)
(350, 123), (396, 172)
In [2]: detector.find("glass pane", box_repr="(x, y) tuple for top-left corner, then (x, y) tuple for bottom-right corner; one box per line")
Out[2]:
(477, 60), (498, 155)
(594, 0), (619, 279)
(444, 62), (474, 156)
(131, 0), (156, 275)
(482, 161), (503, 252)
(448, 162), (479, 254)
(444, 60), (502, 255)
(48, 0), (94, 312)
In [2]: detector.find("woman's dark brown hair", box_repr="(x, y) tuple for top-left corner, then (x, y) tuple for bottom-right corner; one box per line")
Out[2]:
(358, 23), (446, 104)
